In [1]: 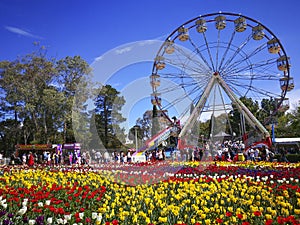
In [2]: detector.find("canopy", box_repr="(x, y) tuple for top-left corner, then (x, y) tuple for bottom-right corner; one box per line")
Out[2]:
(274, 138), (300, 143)
(213, 131), (231, 137)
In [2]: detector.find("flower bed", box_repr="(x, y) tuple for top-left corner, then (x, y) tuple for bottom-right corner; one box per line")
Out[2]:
(0, 161), (299, 224)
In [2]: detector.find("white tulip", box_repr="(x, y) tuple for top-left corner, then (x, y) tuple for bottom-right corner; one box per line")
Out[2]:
(79, 212), (84, 219)
(29, 220), (36, 225)
(92, 212), (98, 219)
(64, 214), (72, 220)
(45, 200), (51, 205)
(47, 217), (53, 224)
(97, 214), (102, 222)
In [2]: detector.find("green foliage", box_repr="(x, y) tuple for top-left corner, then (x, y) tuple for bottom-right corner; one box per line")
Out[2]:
(0, 46), (92, 154)
(128, 125), (143, 149)
(286, 154), (300, 162)
(151, 105), (160, 137)
(92, 85), (126, 150)
(274, 154), (300, 163)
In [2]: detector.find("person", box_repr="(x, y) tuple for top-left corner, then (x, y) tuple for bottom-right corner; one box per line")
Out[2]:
(76, 151), (82, 165)
(22, 154), (27, 165)
(95, 151), (102, 164)
(145, 151), (150, 161)
(158, 149), (163, 160)
(0, 152), (3, 164)
(261, 146), (267, 161)
(120, 151), (125, 163)
(103, 151), (109, 163)
(69, 152), (73, 165)
(28, 152), (34, 167)
(127, 150), (131, 163)
(279, 148), (289, 163)
(86, 151), (91, 164)
(199, 148), (204, 161)
(216, 148), (223, 161)
(43, 151), (48, 163)
(10, 153), (16, 165)
(171, 116), (181, 145)
(266, 148), (275, 162)
(193, 147), (198, 161)
(249, 147), (255, 161)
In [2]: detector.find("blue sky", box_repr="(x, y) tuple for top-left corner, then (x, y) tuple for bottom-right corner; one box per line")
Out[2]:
(1, 0), (299, 131)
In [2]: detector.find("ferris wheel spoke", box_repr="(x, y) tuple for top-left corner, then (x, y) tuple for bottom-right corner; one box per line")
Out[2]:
(159, 80), (206, 98)
(227, 79), (282, 99)
(188, 38), (213, 71)
(224, 57), (278, 78)
(218, 30), (236, 71)
(202, 32), (216, 71)
(224, 42), (270, 75)
(215, 29), (222, 71)
(164, 56), (210, 76)
(159, 71), (210, 87)
(159, 86), (202, 113)
(224, 73), (279, 82)
(220, 34), (253, 72)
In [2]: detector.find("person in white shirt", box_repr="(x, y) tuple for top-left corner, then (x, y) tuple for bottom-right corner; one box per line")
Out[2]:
(250, 148), (256, 161)
(104, 151), (109, 163)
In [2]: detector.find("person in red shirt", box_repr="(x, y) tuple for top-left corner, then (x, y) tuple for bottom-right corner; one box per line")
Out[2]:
(28, 152), (34, 166)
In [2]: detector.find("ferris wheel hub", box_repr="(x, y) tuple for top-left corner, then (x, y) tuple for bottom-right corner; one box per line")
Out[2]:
(213, 71), (219, 76)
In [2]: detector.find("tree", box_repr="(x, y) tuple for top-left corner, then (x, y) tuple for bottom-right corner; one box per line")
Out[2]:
(0, 47), (60, 146)
(0, 46), (93, 154)
(228, 96), (261, 138)
(56, 55), (92, 144)
(151, 105), (160, 137)
(128, 125), (143, 150)
(0, 60), (25, 152)
(92, 85), (126, 150)
(275, 104), (300, 138)
(198, 119), (211, 140)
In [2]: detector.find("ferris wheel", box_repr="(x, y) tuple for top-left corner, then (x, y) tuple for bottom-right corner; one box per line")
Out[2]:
(150, 12), (294, 144)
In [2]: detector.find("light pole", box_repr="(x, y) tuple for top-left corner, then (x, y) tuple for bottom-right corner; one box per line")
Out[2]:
(133, 125), (140, 150)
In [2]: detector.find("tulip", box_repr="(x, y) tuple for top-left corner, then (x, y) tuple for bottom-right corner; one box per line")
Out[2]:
(47, 217), (53, 224)
(17, 206), (27, 215)
(45, 200), (51, 205)
(92, 212), (98, 219)
(28, 220), (36, 225)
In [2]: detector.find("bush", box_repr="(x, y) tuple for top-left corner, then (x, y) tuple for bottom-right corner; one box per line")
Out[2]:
(286, 154), (300, 163)
(274, 154), (300, 163)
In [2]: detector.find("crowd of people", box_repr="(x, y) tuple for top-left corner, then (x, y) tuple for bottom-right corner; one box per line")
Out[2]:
(7, 139), (291, 166)
(10, 149), (93, 166)
(212, 140), (290, 162)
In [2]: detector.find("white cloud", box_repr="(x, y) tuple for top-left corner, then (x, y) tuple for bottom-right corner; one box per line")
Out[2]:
(4, 26), (43, 39)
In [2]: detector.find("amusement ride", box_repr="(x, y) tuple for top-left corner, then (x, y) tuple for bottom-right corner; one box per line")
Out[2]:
(134, 12), (294, 160)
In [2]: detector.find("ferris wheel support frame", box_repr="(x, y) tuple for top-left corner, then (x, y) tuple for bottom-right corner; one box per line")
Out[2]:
(178, 73), (270, 141)
(178, 74), (216, 139)
(216, 74), (270, 138)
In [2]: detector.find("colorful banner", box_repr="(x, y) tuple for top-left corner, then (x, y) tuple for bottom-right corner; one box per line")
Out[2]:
(63, 143), (81, 150)
(16, 144), (52, 150)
